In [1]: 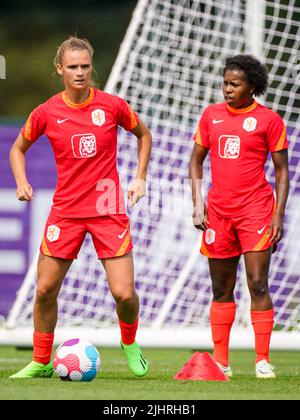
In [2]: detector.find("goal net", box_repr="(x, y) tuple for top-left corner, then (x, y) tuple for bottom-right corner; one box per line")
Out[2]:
(5, 0), (300, 348)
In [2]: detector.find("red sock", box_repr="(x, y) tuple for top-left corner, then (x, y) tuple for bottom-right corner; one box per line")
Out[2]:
(251, 308), (274, 363)
(33, 331), (54, 365)
(210, 301), (236, 367)
(119, 318), (138, 345)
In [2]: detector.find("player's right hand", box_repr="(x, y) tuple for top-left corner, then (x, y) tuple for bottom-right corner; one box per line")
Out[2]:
(16, 182), (33, 201)
(192, 202), (208, 231)
(128, 178), (146, 208)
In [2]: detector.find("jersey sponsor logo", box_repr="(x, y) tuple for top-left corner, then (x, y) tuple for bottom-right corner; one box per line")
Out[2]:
(218, 135), (240, 159)
(71, 133), (97, 158)
(212, 119), (224, 124)
(205, 228), (215, 245)
(243, 117), (257, 132)
(91, 109), (106, 127)
(57, 118), (69, 124)
(47, 225), (60, 242)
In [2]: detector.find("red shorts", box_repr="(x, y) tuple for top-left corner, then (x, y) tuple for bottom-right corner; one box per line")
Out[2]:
(40, 214), (132, 259)
(200, 203), (275, 259)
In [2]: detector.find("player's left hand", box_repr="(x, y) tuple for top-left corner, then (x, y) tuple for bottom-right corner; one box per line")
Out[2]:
(192, 201), (208, 231)
(268, 213), (284, 244)
(128, 178), (146, 208)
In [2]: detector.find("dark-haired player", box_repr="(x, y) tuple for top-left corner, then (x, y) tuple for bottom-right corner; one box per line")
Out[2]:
(189, 55), (289, 378)
(9, 36), (152, 378)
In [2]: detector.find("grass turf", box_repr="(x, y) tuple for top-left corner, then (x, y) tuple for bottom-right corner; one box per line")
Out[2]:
(0, 346), (299, 400)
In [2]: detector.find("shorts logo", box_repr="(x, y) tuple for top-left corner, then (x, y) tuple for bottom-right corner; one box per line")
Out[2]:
(257, 226), (266, 235)
(205, 228), (216, 245)
(243, 117), (257, 132)
(47, 225), (60, 242)
(71, 133), (97, 158)
(118, 228), (128, 239)
(92, 109), (105, 127)
(218, 135), (240, 159)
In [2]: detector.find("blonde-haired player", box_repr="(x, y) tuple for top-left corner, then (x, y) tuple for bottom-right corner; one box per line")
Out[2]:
(9, 36), (152, 378)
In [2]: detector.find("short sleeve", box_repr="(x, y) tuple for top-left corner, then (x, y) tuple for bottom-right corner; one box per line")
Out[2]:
(193, 108), (210, 149)
(20, 105), (46, 142)
(266, 113), (288, 152)
(115, 97), (139, 131)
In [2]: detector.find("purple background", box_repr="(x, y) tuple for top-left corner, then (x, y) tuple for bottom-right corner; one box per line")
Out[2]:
(0, 125), (56, 317)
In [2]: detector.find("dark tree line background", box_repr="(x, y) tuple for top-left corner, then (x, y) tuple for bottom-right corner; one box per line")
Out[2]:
(0, 0), (137, 119)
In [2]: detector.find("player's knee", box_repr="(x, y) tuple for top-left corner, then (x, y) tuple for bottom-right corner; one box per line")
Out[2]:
(248, 277), (268, 299)
(113, 290), (137, 307)
(36, 283), (58, 303)
(212, 283), (233, 302)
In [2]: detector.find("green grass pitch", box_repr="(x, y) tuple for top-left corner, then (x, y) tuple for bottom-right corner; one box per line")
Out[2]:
(0, 346), (299, 400)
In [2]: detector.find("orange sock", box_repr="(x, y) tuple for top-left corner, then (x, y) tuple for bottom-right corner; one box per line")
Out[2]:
(119, 318), (138, 345)
(210, 301), (236, 367)
(251, 308), (274, 363)
(33, 331), (54, 365)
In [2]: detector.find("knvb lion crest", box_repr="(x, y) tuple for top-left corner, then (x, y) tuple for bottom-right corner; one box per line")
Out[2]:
(71, 133), (97, 158)
(205, 228), (216, 245)
(91, 109), (105, 127)
(243, 117), (257, 132)
(47, 225), (60, 242)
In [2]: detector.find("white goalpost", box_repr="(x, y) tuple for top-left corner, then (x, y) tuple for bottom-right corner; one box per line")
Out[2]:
(2, 0), (300, 348)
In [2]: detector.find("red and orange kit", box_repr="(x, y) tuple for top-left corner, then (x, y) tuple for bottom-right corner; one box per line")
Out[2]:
(21, 87), (137, 258)
(193, 100), (288, 258)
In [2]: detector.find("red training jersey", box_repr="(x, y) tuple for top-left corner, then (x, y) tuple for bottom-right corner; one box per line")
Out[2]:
(21, 88), (139, 217)
(193, 101), (288, 217)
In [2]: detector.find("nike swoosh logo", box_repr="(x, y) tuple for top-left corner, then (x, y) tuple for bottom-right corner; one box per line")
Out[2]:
(257, 226), (266, 234)
(57, 118), (69, 124)
(212, 119), (224, 124)
(118, 228), (128, 239)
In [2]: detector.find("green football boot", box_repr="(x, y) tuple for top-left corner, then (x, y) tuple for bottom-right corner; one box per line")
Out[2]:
(121, 341), (149, 377)
(9, 361), (53, 379)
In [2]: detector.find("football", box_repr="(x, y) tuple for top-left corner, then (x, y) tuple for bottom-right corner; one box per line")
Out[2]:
(53, 338), (101, 381)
